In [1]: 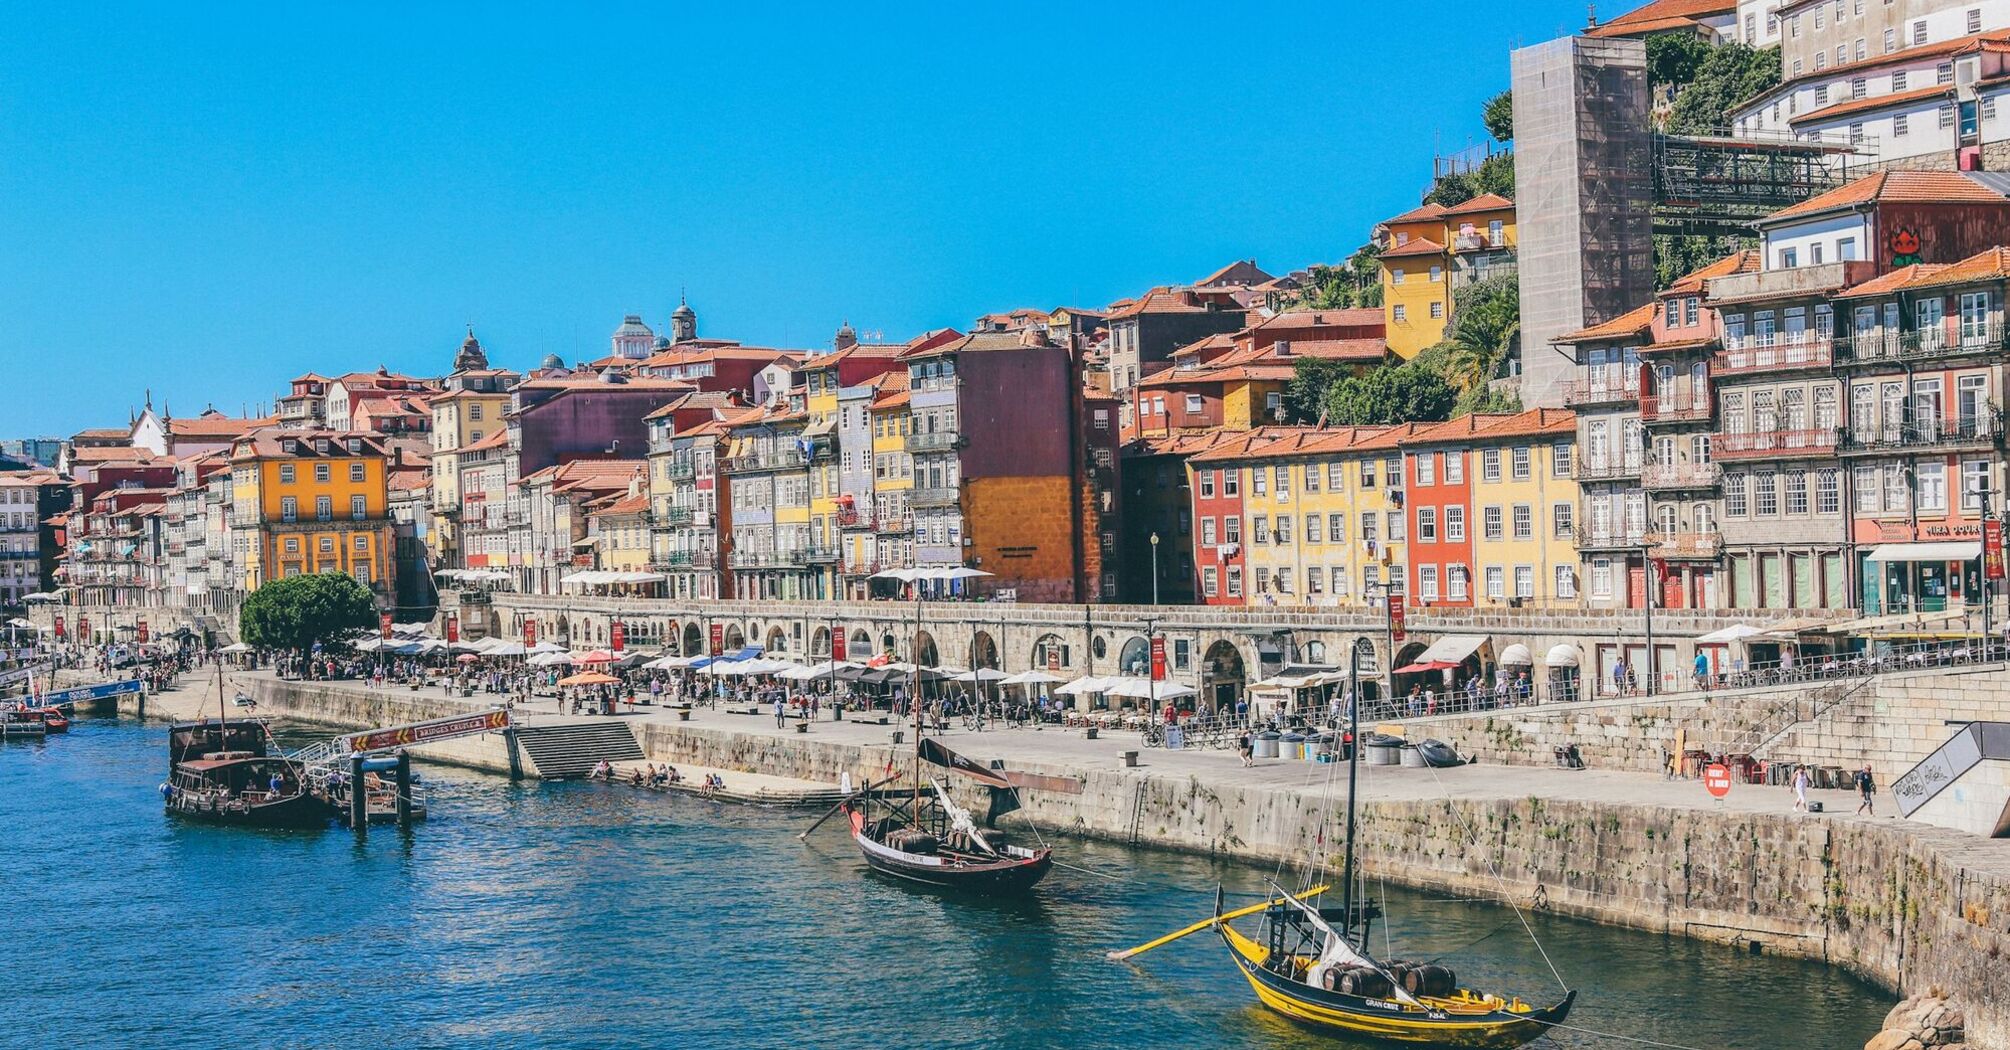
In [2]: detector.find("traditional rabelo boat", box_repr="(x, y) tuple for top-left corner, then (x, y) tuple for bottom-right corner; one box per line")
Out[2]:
(1112, 670), (1576, 1048)
(161, 661), (327, 829)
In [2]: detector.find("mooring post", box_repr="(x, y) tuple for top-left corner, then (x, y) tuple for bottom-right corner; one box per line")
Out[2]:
(503, 726), (524, 781)
(395, 750), (412, 828)
(350, 751), (368, 836)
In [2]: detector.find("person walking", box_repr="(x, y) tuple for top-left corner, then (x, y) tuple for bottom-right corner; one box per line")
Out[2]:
(773, 695), (786, 729)
(1792, 765), (1811, 812)
(1237, 729), (1254, 767)
(1854, 764), (1876, 815)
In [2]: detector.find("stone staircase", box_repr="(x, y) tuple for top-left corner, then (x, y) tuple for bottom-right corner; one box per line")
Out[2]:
(512, 721), (645, 779)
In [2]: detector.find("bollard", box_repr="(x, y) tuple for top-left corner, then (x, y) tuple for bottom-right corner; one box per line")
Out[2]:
(349, 751), (368, 837)
(394, 750), (412, 829)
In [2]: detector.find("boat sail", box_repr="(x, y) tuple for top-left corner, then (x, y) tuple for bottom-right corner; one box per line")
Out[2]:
(1114, 665), (1575, 1048)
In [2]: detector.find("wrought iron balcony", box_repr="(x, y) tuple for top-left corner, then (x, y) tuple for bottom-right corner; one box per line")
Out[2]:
(733, 549), (805, 569)
(664, 461), (697, 481)
(802, 546), (839, 564)
(1640, 461), (1722, 490)
(873, 513), (913, 534)
(722, 449), (809, 473)
(909, 486), (960, 508)
(1714, 335), (1832, 375)
(1639, 395), (1713, 424)
(1645, 530), (1724, 560)
(1712, 428), (1837, 460)
(1838, 414), (2004, 455)
(905, 431), (962, 453)
(1572, 459), (1642, 482)
(660, 506), (693, 527)
(1560, 375), (1640, 409)
(1837, 322), (2006, 367)
(1572, 525), (1650, 552)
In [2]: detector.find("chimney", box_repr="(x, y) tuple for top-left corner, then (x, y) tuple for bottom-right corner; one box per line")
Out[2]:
(1275, 340), (1293, 357)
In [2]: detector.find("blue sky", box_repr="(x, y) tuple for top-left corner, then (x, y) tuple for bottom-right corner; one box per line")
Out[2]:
(0, 2), (1593, 436)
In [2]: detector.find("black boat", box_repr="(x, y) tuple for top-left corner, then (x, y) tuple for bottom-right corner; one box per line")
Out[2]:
(843, 780), (1052, 892)
(163, 718), (329, 828)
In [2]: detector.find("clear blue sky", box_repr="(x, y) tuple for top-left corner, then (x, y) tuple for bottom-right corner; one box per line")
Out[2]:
(0, 2), (1593, 437)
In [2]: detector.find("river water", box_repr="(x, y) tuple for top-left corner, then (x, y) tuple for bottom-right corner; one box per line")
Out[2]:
(2, 717), (1889, 1050)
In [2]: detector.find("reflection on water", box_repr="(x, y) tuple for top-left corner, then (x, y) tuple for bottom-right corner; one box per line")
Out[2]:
(0, 718), (1889, 1049)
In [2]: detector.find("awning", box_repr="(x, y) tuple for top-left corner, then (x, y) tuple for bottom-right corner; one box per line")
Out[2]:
(1545, 644), (1581, 668)
(1864, 541), (1982, 564)
(1415, 634), (1488, 664)
(1695, 623), (1768, 644)
(1498, 644), (1533, 665)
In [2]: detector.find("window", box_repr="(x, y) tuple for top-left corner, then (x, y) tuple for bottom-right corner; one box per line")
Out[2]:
(1201, 517), (1217, 546)
(1917, 461), (1947, 511)
(1361, 460), (1377, 488)
(1223, 470), (1238, 497)
(1848, 122), (1864, 145)
(1590, 559), (1612, 599)
(1884, 463), (1909, 512)
(1512, 504), (1533, 539)
(1417, 453), (1436, 487)
(314, 463), (330, 482)
(1305, 567), (1322, 595)
(1884, 27), (1896, 52)
(1274, 465), (1290, 499)
(353, 533), (369, 551)
(1448, 565), (1468, 602)
(1184, 394), (1203, 415)
(1253, 516), (1269, 544)
(1444, 451), (1463, 483)
(280, 496), (297, 522)
(1755, 472), (1779, 516)
(1481, 448), (1501, 481)
(1555, 564), (1577, 599)
(1725, 472), (1749, 516)
(1252, 470), (1267, 497)
(1329, 513), (1346, 544)
(284, 537), (300, 553)
(1938, 63), (1954, 85)
(1552, 502), (1573, 537)
(1224, 516), (1241, 544)
(1785, 471), (1810, 515)
(1276, 515), (1293, 545)
(1202, 566), (1219, 598)
(1393, 268), (1406, 285)
(349, 463), (365, 482)
(279, 464), (295, 483)
(319, 535), (334, 553)
(1511, 446), (1531, 480)
(1963, 460), (1990, 510)
(1198, 471), (1215, 499)
(1893, 70), (1907, 91)
(1969, 7), (1983, 33)
(1483, 506), (1504, 540)
(1417, 507), (1436, 541)
(1514, 565), (1535, 599)
(1429, 302), (1444, 320)
(1780, 247), (1798, 268)
(1816, 468), (1841, 514)
(1485, 566), (1506, 599)
(1306, 514), (1322, 544)
(1418, 564), (1440, 601)
(1986, 97), (1998, 121)
(1387, 509), (1405, 542)
(351, 495), (367, 520)
(1332, 566), (1349, 598)
(1429, 265), (1443, 283)
(1851, 77), (1866, 100)
(1446, 506), (1465, 542)
(1327, 462), (1344, 489)
(1553, 442), (1572, 476)
(1304, 464), (1320, 492)
(1226, 566), (1242, 597)
(1915, 21), (1928, 46)
(1393, 305), (1407, 322)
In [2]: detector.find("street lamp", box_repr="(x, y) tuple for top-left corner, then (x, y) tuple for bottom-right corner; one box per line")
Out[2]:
(1149, 532), (1161, 606)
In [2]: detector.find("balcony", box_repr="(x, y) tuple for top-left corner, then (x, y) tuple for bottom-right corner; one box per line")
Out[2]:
(734, 549), (806, 569)
(910, 486), (960, 509)
(1714, 334), (1833, 375)
(1573, 525), (1649, 552)
(1707, 259), (1875, 305)
(1573, 459), (1642, 482)
(1639, 393), (1713, 424)
(1561, 372), (1640, 409)
(1839, 414), (2004, 455)
(1837, 322), (2007, 367)
(1645, 530), (1724, 560)
(874, 513), (913, 534)
(803, 546), (839, 565)
(657, 552), (693, 568)
(836, 506), (865, 529)
(840, 560), (881, 577)
(722, 449), (808, 473)
(905, 430), (962, 453)
(1640, 461), (1722, 490)
(660, 506), (693, 527)
(1713, 428), (1838, 460)
(664, 461), (696, 481)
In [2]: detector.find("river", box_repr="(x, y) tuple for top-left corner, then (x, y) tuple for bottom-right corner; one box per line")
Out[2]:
(0, 717), (1890, 1049)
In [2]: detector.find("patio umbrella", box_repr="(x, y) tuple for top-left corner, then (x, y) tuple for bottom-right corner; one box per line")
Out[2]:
(1053, 676), (1109, 696)
(485, 642), (529, 658)
(528, 641), (569, 654)
(949, 668), (1009, 684)
(557, 671), (621, 687)
(1695, 623), (1768, 644)
(216, 642), (253, 654)
(999, 670), (1065, 687)
(456, 653), (481, 664)
(574, 650), (618, 666)
(528, 651), (573, 667)
(1393, 659), (1460, 674)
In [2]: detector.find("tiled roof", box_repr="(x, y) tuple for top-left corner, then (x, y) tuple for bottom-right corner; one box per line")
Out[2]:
(1401, 413), (1516, 446)
(1585, 0), (1734, 37)
(1471, 408), (1577, 440)
(1741, 29), (2010, 110)
(1838, 247), (2010, 296)
(72, 428), (131, 442)
(387, 469), (430, 493)
(1763, 170), (2010, 223)
(1378, 236), (1448, 260)
(167, 413), (272, 437)
(1788, 84), (1953, 128)
(1252, 308), (1384, 332)
(232, 429), (391, 461)
(643, 390), (743, 420)
(450, 428), (510, 455)
(1382, 202), (1448, 225)
(68, 446), (158, 464)
(593, 492), (651, 516)
(1105, 287), (1226, 319)
(1440, 192), (1514, 217)
(1554, 302), (1657, 344)
(1275, 339), (1390, 362)
(1666, 250), (1760, 294)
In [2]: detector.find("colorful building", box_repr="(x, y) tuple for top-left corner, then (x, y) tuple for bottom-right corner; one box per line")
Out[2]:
(1377, 193), (1518, 358)
(1460, 409), (1581, 607)
(227, 429), (395, 603)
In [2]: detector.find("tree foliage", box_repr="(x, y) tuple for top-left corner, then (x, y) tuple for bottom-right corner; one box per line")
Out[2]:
(1323, 364), (1456, 427)
(1645, 33), (1712, 89)
(239, 572), (378, 655)
(1282, 357), (1354, 425)
(1662, 44), (1781, 133)
(1424, 151), (1515, 207)
(1482, 90), (1513, 142)
(1286, 244), (1383, 312)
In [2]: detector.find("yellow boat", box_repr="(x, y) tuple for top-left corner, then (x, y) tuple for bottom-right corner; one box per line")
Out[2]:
(1215, 886), (1576, 1048)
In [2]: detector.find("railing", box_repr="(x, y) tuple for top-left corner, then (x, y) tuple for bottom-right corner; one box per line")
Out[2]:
(1640, 396), (1713, 423)
(664, 461), (696, 481)
(1714, 335), (1832, 374)
(840, 561), (881, 577)
(722, 449), (808, 473)
(802, 546), (839, 564)
(1561, 375), (1640, 408)
(874, 514), (912, 534)
(1646, 530), (1723, 559)
(1712, 428), (1836, 460)
(1572, 525), (1649, 551)
(733, 549), (806, 569)
(1839, 414), (2004, 453)
(660, 506), (693, 527)
(905, 431), (961, 453)
(1838, 322), (2005, 366)
(910, 486), (960, 509)
(1640, 461), (1722, 489)
(657, 552), (693, 568)
(1573, 459), (1642, 482)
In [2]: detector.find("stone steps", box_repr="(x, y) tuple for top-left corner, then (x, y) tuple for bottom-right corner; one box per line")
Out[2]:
(513, 721), (644, 779)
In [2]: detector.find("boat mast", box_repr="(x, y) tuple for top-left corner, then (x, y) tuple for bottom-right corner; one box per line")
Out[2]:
(217, 643), (227, 744)
(1340, 656), (1361, 944)
(911, 579), (923, 825)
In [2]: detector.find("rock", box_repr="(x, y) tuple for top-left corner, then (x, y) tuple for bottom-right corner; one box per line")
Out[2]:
(1862, 1031), (1922, 1050)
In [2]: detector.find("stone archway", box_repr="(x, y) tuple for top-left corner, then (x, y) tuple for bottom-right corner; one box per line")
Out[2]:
(1390, 641), (1432, 707)
(850, 627), (873, 659)
(811, 626), (831, 659)
(664, 620), (681, 655)
(764, 626), (788, 654)
(723, 623), (746, 651)
(1032, 632), (1069, 673)
(1301, 639), (1329, 665)
(1201, 640), (1246, 710)
(1116, 635), (1151, 677)
(968, 631), (999, 671)
(913, 630), (939, 667)
(1352, 637), (1382, 704)
(879, 632), (897, 659)
(683, 622), (703, 656)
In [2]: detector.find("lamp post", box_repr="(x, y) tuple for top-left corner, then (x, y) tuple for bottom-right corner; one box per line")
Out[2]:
(1149, 532), (1161, 606)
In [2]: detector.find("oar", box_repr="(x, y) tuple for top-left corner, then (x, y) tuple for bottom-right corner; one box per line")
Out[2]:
(798, 773), (902, 840)
(1105, 884), (1329, 962)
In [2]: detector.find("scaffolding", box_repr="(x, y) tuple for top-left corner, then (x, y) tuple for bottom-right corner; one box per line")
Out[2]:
(1651, 129), (1874, 237)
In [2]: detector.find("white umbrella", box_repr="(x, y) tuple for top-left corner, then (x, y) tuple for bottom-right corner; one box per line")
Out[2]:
(528, 641), (569, 655)
(949, 668), (1010, 684)
(216, 642), (253, 654)
(528, 651), (573, 667)
(1000, 670), (1065, 686)
(1106, 677), (1197, 700)
(485, 642), (529, 657)
(1053, 676), (1110, 696)
(1695, 623), (1768, 644)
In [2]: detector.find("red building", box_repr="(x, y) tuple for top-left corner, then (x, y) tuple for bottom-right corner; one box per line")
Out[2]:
(1400, 415), (1514, 607)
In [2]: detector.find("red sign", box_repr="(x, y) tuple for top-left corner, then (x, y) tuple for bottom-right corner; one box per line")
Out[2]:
(344, 709), (511, 753)
(1985, 519), (2005, 581)
(53, 615), (65, 641)
(379, 612), (394, 640)
(1703, 763), (1733, 799)
(610, 620), (626, 653)
(708, 623), (724, 656)
(446, 615), (460, 644)
(1388, 597), (1406, 643)
(522, 618), (537, 647)
(1047, 646), (1060, 673)
(1149, 636), (1167, 681)
(831, 631), (846, 662)
(137, 621), (149, 644)
(77, 616), (90, 641)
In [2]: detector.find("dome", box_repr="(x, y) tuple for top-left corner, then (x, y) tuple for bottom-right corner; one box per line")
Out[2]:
(615, 314), (653, 337)
(671, 301), (695, 319)
(653, 335), (671, 350)
(540, 353), (566, 371)
(454, 328), (489, 371)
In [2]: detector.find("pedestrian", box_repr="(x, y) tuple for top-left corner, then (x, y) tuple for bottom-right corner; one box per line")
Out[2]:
(1237, 729), (1254, 767)
(773, 695), (785, 728)
(1854, 764), (1876, 815)
(1693, 650), (1710, 691)
(1792, 765), (1811, 812)
(1612, 658), (1627, 698)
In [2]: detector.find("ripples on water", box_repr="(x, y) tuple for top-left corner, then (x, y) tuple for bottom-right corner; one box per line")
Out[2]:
(1, 718), (1888, 1049)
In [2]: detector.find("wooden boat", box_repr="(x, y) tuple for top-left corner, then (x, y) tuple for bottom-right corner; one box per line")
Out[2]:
(162, 664), (328, 829)
(842, 782), (1051, 893)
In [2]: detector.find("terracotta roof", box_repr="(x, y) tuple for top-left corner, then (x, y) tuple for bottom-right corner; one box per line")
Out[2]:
(1789, 84), (1954, 129)
(72, 428), (131, 442)
(450, 428), (510, 456)
(1251, 308), (1384, 332)
(232, 429), (391, 461)
(1194, 259), (1275, 286)
(1382, 202), (1448, 225)
(1471, 408), (1577, 440)
(1105, 287), (1231, 319)
(1585, 0), (1733, 37)
(1275, 339), (1390, 363)
(1440, 193), (1514, 217)
(643, 390), (744, 420)
(1554, 302), (1657, 344)
(68, 446), (158, 464)
(1837, 248), (2010, 297)
(1741, 28), (2010, 111)
(1763, 170), (2010, 223)
(1636, 337), (1719, 355)
(1666, 250), (1760, 295)
(592, 492), (651, 516)
(1401, 413), (1517, 447)
(387, 469), (430, 493)
(167, 413), (272, 438)
(1378, 236), (1448, 261)
(517, 375), (697, 393)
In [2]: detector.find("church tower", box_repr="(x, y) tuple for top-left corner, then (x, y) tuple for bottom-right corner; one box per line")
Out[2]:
(670, 294), (697, 343)
(455, 327), (490, 372)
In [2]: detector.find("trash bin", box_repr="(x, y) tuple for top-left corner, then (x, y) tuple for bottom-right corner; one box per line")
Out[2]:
(1366, 739), (1401, 766)
(1281, 733), (1306, 761)
(891, 730), (905, 745)
(1399, 744), (1427, 768)
(1121, 750), (1139, 768)
(1255, 732), (1281, 759)
(1310, 733), (1334, 762)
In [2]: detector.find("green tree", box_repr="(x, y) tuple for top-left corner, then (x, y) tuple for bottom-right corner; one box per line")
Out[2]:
(1664, 44), (1781, 133)
(1425, 151), (1515, 206)
(1287, 244), (1384, 311)
(1323, 364), (1456, 426)
(1645, 32), (1712, 89)
(239, 571), (378, 656)
(1482, 90), (1514, 142)
(1282, 357), (1352, 424)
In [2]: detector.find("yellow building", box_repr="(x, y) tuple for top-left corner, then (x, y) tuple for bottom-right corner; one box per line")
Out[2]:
(428, 380), (513, 566)
(228, 429), (394, 600)
(864, 375), (913, 583)
(589, 488), (654, 573)
(1376, 193), (1517, 358)
(1461, 409), (1580, 607)
(801, 352), (844, 598)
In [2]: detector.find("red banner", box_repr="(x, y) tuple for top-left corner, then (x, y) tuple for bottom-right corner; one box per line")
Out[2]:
(1149, 636), (1166, 681)
(53, 615), (65, 640)
(708, 623), (723, 656)
(1985, 519), (2005, 581)
(344, 709), (511, 753)
(446, 615), (460, 644)
(522, 618), (537, 647)
(77, 616), (90, 641)
(379, 612), (393, 640)
(610, 620), (626, 652)
(831, 630), (846, 662)
(137, 621), (149, 644)
(1388, 597), (1406, 643)
(1046, 646), (1060, 672)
